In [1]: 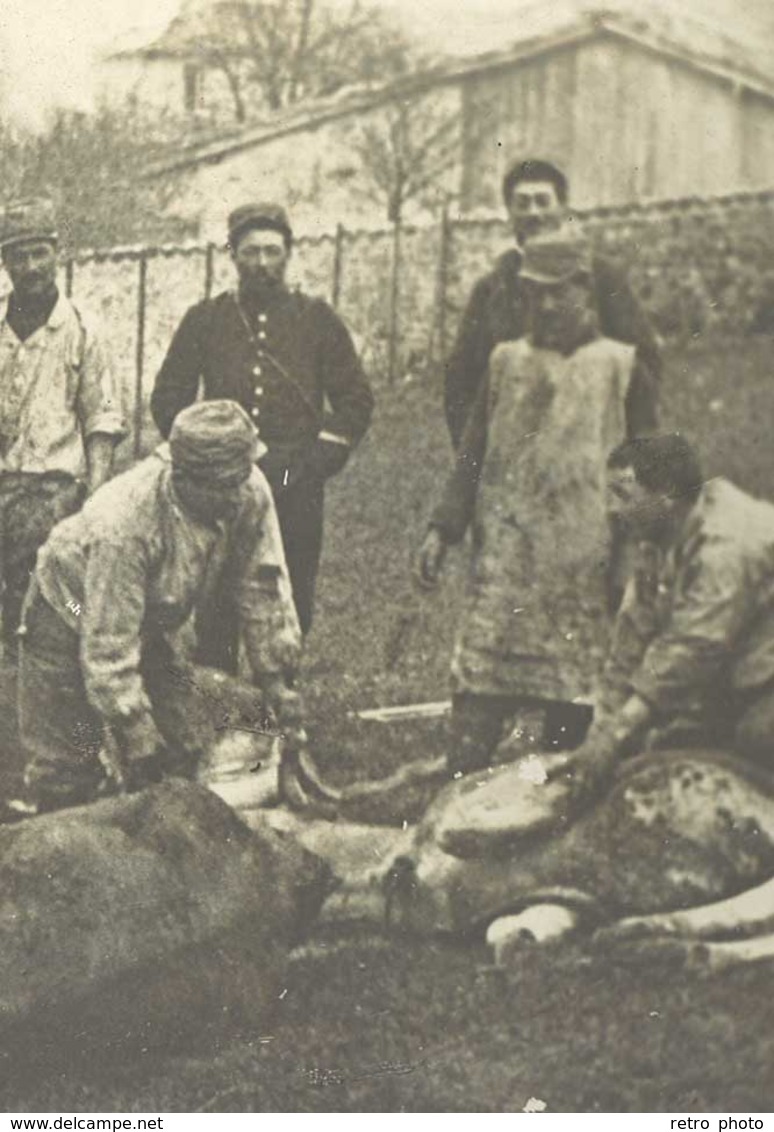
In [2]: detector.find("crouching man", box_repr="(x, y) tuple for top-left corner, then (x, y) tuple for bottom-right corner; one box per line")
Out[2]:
(17, 399), (303, 815)
(566, 433), (774, 803)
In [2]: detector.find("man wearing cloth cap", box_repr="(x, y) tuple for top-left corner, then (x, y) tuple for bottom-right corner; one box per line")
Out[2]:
(16, 400), (302, 815)
(0, 197), (124, 660)
(151, 201), (374, 650)
(417, 226), (658, 775)
(444, 158), (660, 451)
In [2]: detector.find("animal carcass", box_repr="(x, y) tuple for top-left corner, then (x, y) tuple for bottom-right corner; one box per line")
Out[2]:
(319, 749), (774, 969)
(0, 778), (331, 1065)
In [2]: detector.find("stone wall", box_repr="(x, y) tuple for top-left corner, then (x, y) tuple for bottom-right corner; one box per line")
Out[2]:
(47, 186), (774, 455)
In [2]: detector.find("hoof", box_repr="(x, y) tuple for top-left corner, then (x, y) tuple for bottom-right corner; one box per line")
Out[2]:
(278, 753), (338, 818)
(487, 905), (578, 965)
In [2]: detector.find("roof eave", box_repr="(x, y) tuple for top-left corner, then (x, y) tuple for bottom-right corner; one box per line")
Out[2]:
(142, 18), (600, 179)
(141, 8), (774, 179)
(598, 17), (774, 105)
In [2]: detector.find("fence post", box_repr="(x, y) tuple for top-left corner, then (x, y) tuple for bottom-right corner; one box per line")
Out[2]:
(437, 201), (452, 364)
(133, 252), (148, 460)
(64, 258), (75, 299)
(204, 241), (216, 300)
(331, 223), (345, 309)
(387, 216), (402, 385)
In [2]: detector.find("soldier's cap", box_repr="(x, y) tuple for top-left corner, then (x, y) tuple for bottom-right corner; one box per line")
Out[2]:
(520, 225), (593, 286)
(228, 202), (293, 251)
(169, 400), (265, 484)
(0, 197), (58, 252)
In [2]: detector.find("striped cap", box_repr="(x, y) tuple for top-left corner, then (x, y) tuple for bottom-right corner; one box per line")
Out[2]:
(0, 197), (58, 250)
(169, 400), (261, 483)
(520, 225), (593, 286)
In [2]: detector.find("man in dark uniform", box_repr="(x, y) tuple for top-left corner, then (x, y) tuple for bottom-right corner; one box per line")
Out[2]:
(151, 202), (374, 651)
(444, 158), (661, 449)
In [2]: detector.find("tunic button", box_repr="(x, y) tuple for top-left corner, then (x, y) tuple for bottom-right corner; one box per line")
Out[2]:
(255, 386), (264, 397)
(258, 313), (267, 323)
(251, 407), (260, 420)
(253, 365), (262, 376)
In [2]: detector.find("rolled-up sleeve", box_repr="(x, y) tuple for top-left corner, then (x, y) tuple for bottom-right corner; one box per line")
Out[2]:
(597, 564), (660, 717)
(80, 536), (154, 723)
(76, 320), (126, 441)
(631, 543), (754, 713)
(232, 473), (302, 684)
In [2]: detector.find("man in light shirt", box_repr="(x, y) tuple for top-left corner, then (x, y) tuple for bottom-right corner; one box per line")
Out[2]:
(0, 197), (124, 660)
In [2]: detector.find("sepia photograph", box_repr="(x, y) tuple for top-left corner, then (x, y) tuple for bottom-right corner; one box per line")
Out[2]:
(0, 0), (773, 1115)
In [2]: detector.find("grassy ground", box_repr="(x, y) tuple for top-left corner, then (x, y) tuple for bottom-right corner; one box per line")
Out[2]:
(304, 332), (774, 786)
(5, 935), (774, 1113)
(4, 332), (774, 1113)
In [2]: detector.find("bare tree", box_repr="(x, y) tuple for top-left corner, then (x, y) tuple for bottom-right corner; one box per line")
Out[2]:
(348, 95), (460, 224)
(0, 106), (194, 251)
(166, 0), (415, 122)
(345, 95), (459, 381)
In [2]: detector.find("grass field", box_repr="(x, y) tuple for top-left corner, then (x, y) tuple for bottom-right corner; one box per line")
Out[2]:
(4, 332), (774, 1113)
(304, 332), (774, 787)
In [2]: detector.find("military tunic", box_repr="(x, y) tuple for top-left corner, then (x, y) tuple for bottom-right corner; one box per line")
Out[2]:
(435, 336), (642, 704)
(151, 287), (373, 634)
(151, 288), (373, 470)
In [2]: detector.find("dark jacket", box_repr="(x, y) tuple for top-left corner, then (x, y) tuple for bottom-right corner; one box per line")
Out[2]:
(444, 248), (661, 448)
(151, 288), (374, 483)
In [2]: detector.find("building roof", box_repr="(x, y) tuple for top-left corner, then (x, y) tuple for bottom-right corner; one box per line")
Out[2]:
(142, 3), (774, 180)
(107, 1), (251, 61)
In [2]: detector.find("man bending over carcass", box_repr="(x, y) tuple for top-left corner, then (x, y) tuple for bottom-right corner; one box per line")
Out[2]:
(566, 432), (774, 803)
(15, 399), (304, 814)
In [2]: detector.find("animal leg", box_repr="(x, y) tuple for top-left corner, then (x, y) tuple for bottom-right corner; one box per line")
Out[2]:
(595, 875), (774, 947)
(698, 931), (774, 971)
(599, 931), (774, 975)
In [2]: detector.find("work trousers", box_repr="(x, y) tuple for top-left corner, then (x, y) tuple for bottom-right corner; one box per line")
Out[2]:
(449, 693), (594, 776)
(195, 467), (324, 674)
(267, 467), (325, 637)
(19, 586), (218, 812)
(0, 472), (84, 662)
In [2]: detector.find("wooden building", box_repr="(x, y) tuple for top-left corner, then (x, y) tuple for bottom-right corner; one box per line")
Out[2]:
(454, 5), (774, 209)
(141, 4), (774, 228)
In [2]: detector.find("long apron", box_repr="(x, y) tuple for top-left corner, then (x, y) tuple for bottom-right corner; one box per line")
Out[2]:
(451, 336), (635, 703)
